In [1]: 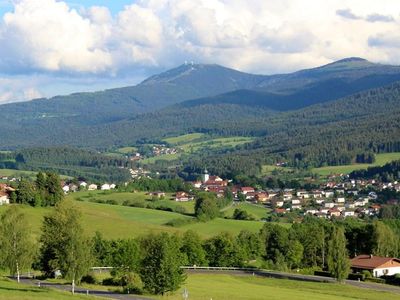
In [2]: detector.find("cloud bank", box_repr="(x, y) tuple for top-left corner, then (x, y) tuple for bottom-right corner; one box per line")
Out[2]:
(0, 0), (399, 103)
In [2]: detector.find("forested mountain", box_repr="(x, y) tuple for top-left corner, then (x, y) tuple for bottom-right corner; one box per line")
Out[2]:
(1, 57), (400, 163)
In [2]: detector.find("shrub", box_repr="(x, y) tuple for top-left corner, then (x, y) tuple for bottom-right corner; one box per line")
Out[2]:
(361, 270), (372, 278)
(165, 218), (195, 227)
(314, 270), (332, 277)
(365, 277), (386, 284)
(81, 273), (97, 284)
(102, 277), (120, 286)
(105, 199), (118, 205)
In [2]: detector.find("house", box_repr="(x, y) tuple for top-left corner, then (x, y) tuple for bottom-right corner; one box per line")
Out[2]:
(296, 190), (310, 199)
(148, 191), (166, 198)
(328, 207), (341, 218)
(323, 190), (335, 198)
(241, 187), (255, 195)
(192, 181), (202, 189)
(291, 199), (301, 205)
(351, 255), (400, 277)
(273, 200), (284, 208)
(0, 190), (9, 205)
(62, 185), (70, 194)
(274, 208), (287, 214)
(336, 197), (346, 203)
(79, 181), (87, 188)
(255, 192), (269, 203)
(88, 184), (98, 191)
(283, 192), (293, 201)
(324, 202), (335, 208)
(175, 192), (194, 202)
(342, 210), (355, 217)
(291, 204), (302, 210)
(101, 184), (111, 191)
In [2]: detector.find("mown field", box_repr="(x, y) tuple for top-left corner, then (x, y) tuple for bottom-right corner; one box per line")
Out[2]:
(223, 202), (270, 220)
(0, 278), (95, 300)
(155, 274), (400, 300)
(0, 169), (37, 178)
(312, 152), (400, 176)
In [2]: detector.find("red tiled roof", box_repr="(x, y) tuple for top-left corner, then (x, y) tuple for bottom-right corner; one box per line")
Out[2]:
(351, 255), (400, 270)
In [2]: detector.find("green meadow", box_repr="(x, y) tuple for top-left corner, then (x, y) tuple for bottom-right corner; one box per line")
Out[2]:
(312, 152), (400, 176)
(0, 191), (266, 239)
(0, 278), (96, 300)
(223, 202), (270, 220)
(155, 274), (400, 300)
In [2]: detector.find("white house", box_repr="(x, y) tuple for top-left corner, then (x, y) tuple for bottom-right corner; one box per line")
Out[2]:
(80, 181), (87, 188)
(351, 255), (400, 277)
(291, 199), (301, 205)
(0, 191), (9, 205)
(110, 184), (116, 189)
(88, 184), (98, 191)
(101, 184), (111, 191)
(324, 202), (335, 208)
(336, 197), (346, 203)
(62, 185), (70, 194)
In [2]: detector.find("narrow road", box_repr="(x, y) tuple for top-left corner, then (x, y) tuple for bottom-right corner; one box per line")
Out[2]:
(16, 277), (153, 300)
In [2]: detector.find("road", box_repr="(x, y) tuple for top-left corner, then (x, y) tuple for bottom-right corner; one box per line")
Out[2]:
(16, 277), (153, 300)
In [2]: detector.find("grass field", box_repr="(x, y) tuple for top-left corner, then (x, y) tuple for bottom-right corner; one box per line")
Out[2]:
(312, 152), (400, 176)
(0, 169), (37, 177)
(261, 164), (294, 176)
(0, 277), (95, 300)
(0, 198), (265, 239)
(155, 274), (400, 300)
(223, 202), (270, 220)
(163, 133), (205, 145)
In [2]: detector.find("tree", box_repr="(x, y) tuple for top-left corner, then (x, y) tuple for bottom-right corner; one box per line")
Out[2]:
(43, 173), (64, 206)
(139, 233), (186, 295)
(236, 230), (261, 261)
(39, 200), (92, 293)
(194, 193), (219, 221)
(203, 232), (245, 267)
(180, 230), (207, 266)
(110, 239), (140, 277)
(0, 206), (35, 282)
(16, 179), (36, 206)
(327, 226), (350, 282)
(371, 221), (399, 257)
(286, 240), (304, 269)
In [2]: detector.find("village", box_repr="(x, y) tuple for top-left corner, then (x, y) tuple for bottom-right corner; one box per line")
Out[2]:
(1, 168), (400, 222)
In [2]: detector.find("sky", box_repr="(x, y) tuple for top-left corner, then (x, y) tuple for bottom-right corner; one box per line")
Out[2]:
(0, 0), (400, 104)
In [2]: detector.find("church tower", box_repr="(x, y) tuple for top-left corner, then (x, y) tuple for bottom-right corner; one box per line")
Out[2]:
(201, 169), (209, 183)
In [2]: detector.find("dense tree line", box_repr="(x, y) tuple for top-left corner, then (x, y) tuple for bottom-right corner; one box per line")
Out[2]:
(351, 160), (400, 181)
(123, 178), (191, 193)
(14, 172), (64, 207)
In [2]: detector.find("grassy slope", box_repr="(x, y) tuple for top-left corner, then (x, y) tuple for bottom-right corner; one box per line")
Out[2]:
(156, 274), (400, 300)
(163, 133), (205, 145)
(0, 196), (265, 239)
(0, 278), (95, 300)
(312, 152), (400, 176)
(223, 202), (270, 220)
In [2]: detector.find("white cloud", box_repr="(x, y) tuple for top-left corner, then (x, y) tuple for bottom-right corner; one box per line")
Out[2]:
(1, 0), (400, 102)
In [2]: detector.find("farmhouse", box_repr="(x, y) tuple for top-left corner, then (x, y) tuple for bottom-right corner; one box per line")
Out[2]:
(351, 255), (400, 277)
(88, 184), (98, 191)
(0, 183), (13, 205)
(175, 191), (193, 202)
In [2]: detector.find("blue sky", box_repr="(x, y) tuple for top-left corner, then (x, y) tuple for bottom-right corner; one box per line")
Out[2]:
(0, 0), (399, 104)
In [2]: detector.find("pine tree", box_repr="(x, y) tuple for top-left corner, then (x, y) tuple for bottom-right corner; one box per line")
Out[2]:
(327, 226), (350, 282)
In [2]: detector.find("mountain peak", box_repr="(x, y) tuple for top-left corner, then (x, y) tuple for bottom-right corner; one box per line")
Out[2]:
(334, 57), (368, 64)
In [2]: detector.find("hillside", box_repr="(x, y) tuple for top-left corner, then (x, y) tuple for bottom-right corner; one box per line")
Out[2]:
(1, 58), (400, 150)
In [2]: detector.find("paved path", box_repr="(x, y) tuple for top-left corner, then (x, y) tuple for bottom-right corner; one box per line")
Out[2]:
(16, 277), (153, 300)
